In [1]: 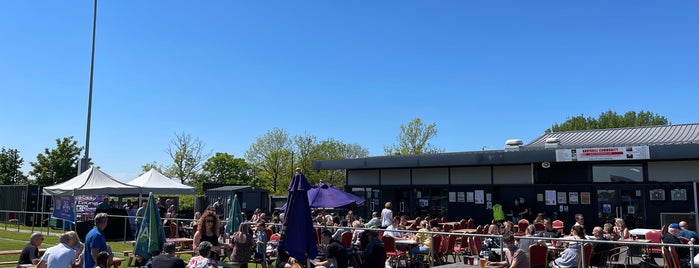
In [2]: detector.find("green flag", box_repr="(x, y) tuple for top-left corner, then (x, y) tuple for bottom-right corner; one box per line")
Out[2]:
(134, 193), (167, 259)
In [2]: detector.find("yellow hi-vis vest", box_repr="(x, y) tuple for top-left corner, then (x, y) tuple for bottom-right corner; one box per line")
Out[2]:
(493, 203), (505, 221)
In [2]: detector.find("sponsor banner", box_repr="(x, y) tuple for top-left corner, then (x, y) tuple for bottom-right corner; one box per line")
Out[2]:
(556, 145), (649, 162)
(52, 196), (75, 222)
(75, 194), (107, 217)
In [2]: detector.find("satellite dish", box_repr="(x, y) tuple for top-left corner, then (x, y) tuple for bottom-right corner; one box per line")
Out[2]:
(542, 162), (551, 168)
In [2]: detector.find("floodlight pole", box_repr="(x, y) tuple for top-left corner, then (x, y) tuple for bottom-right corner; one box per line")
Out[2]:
(80, 0), (98, 174)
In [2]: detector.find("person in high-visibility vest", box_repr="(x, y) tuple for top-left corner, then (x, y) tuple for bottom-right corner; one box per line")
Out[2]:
(493, 201), (505, 223)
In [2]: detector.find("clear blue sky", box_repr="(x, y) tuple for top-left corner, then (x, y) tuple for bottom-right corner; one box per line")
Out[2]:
(1, 1), (698, 182)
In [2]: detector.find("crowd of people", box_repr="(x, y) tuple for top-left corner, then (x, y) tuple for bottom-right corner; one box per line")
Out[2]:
(16, 196), (699, 268)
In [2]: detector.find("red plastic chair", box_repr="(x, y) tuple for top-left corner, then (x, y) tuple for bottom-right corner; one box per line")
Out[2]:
(534, 223), (545, 232)
(645, 230), (662, 254)
(467, 218), (474, 229)
(443, 234), (459, 263)
(668, 246), (681, 268)
(382, 236), (407, 268)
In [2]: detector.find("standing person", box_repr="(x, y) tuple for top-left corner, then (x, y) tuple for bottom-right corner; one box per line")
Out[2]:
(487, 232), (529, 268)
(136, 199), (148, 230)
(85, 213), (112, 268)
(193, 210), (223, 261)
(97, 198), (111, 210)
(187, 241), (218, 268)
(151, 242), (186, 268)
(213, 198), (225, 220)
(18, 232), (44, 266)
(381, 202), (393, 228)
(315, 230), (348, 268)
(516, 198), (530, 222)
(511, 199), (521, 223)
(229, 223), (254, 267)
(492, 200), (505, 223)
(37, 231), (82, 268)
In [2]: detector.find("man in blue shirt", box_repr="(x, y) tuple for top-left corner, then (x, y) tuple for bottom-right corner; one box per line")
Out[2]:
(679, 221), (699, 241)
(84, 213), (112, 268)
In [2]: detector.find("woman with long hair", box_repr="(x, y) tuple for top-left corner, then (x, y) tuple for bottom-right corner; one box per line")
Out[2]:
(613, 218), (630, 239)
(229, 222), (254, 266)
(193, 210), (223, 261)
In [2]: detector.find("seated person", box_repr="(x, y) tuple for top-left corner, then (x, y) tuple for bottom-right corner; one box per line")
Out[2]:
(18, 232), (44, 265)
(384, 221), (403, 238)
(360, 230), (387, 268)
(589, 226), (615, 267)
(487, 232), (529, 268)
(550, 226), (585, 268)
(410, 221), (432, 261)
(315, 230), (348, 268)
(536, 218), (562, 239)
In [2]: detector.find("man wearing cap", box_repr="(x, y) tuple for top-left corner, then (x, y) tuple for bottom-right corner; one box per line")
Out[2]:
(663, 223), (690, 263)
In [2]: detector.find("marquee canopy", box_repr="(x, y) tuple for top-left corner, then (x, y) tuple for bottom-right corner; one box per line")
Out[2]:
(42, 167), (141, 196)
(126, 169), (195, 195)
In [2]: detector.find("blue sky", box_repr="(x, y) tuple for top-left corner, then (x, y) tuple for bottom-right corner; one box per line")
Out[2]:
(1, 1), (698, 182)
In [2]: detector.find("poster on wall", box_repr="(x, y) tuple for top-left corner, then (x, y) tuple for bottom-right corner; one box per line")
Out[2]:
(537, 193), (543, 202)
(555, 146), (650, 161)
(458, 192), (465, 203)
(486, 193), (492, 202)
(475, 190), (485, 204)
(580, 192), (591, 205)
(650, 189), (665, 201)
(545, 190), (557, 205)
(557, 192), (567, 204)
(449, 192), (456, 202)
(671, 189), (687, 201)
(466, 192), (474, 203)
(569, 192), (579, 204)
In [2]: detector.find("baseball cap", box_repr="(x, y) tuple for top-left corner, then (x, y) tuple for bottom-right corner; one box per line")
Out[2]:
(669, 223), (680, 229)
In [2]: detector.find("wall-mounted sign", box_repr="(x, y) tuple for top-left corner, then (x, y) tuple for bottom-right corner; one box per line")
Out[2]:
(555, 146), (649, 162)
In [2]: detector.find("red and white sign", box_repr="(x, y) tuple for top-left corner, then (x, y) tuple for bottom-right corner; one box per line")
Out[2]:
(555, 146), (650, 162)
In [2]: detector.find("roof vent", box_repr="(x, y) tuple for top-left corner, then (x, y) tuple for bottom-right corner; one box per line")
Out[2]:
(505, 139), (523, 151)
(544, 137), (560, 149)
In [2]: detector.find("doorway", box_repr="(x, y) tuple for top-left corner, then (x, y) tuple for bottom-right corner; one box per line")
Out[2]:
(596, 188), (645, 229)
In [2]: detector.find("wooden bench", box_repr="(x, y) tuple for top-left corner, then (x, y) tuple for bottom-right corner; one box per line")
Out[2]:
(0, 261), (19, 268)
(174, 250), (194, 257)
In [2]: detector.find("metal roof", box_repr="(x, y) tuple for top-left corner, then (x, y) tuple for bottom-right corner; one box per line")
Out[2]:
(312, 123), (699, 170)
(525, 123), (699, 149)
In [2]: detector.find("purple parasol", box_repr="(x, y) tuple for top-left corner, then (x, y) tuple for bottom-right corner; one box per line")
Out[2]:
(278, 172), (318, 263)
(280, 182), (365, 210)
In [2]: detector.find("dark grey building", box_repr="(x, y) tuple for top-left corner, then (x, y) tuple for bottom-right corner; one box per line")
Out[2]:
(312, 124), (699, 231)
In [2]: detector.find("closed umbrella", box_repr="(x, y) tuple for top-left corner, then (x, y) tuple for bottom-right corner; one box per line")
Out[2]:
(134, 192), (167, 260)
(225, 195), (243, 234)
(278, 171), (318, 264)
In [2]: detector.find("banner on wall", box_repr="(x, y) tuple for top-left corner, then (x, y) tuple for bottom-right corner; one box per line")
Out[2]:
(52, 196), (75, 222)
(75, 194), (107, 217)
(555, 146), (649, 162)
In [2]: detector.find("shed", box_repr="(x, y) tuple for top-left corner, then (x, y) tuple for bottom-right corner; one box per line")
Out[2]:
(205, 185), (270, 219)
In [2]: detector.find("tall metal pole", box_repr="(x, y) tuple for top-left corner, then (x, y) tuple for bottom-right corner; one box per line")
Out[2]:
(80, 0), (98, 174)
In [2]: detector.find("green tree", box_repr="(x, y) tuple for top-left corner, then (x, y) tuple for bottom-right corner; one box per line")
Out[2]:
(202, 152), (253, 185)
(0, 147), (27, 185)
(141, 161), (166, 174)
(384, 118), (444, 155)
(245, 128), (293, 194)
(546, 110), (670, 133)
(29, 136), (84, 185)
(311, 138), (369, 188)
(166, 132), (209, 185)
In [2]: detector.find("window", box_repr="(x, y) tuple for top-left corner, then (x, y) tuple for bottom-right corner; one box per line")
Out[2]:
(593, 165), (643, 182)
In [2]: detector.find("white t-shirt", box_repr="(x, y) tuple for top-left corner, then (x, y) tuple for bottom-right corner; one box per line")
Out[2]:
(381, 208), (393, 227)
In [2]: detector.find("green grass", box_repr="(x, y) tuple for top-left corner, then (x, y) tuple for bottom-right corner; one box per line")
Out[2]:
(0, 227), (196, 268)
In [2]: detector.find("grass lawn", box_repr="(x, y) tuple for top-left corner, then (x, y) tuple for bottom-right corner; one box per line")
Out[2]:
(0, 228), (197, 268)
